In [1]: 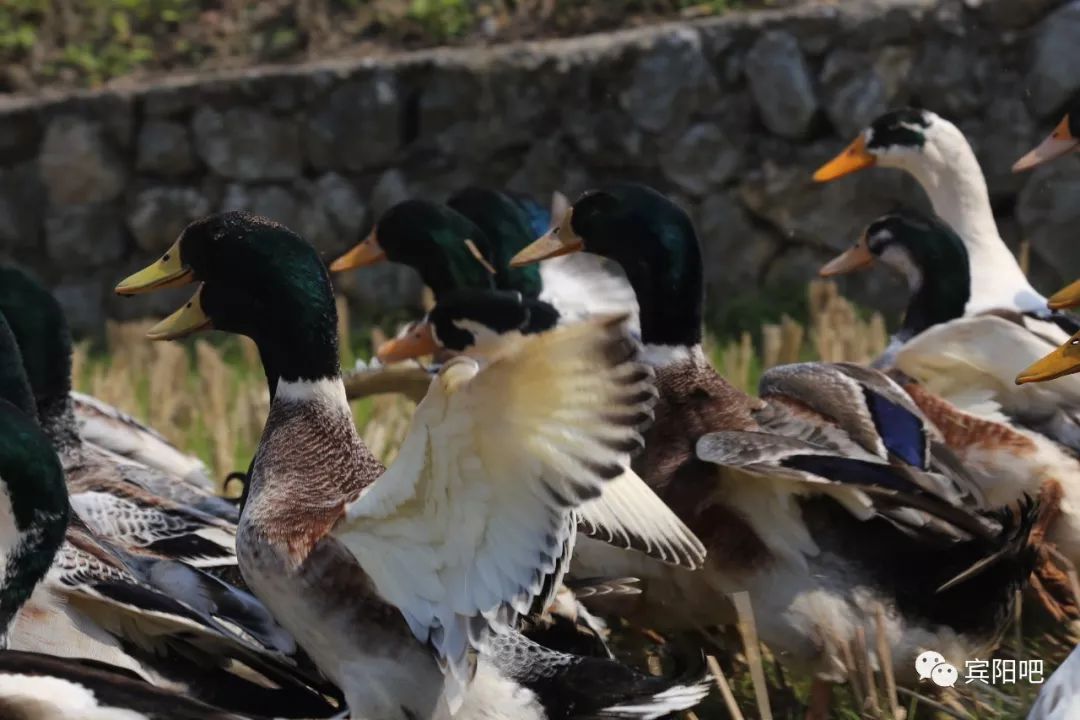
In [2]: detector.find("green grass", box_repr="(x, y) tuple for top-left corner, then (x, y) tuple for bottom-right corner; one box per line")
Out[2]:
(1, 0), (760, 90)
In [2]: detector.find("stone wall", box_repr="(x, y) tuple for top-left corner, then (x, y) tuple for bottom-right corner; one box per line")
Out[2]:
(2, 0), (1079, 334)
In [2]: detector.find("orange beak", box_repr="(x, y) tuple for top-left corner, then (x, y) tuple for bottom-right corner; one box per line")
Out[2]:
(819, 234), (875, 277)
(376, 322), (439, 363)
(1016, 336), (1080, 385)
(509, 228), (582, 267)
(329, 229), (386, 272)
(813, 135), (877, 182)
(1013, 115), (1078, 173)
(1048, 278), (1080, 311)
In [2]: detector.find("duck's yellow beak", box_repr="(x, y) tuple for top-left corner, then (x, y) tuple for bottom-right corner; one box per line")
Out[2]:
(146, 285), (212, 341)
(330, 229), (386, 272)
(813, 136), (876, 182)
(1015, 336), (1080, 384)
(1013, 115), (1078, 173)
(376, 322), (438, 364)
(1048, 278), (1080, 311)
(115, 239), (192, 295)
(819, 233), (874, 277)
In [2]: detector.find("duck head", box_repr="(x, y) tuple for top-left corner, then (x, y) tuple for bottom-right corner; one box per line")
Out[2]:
(820, 210), (970, 340)
(446, 187), (544, 299)
(813, 108), (946, 182)
(0, 268), (77, 448)
(510, 183), (703, 352)
(376, 289), (558, 363)
(329, 199), (497, 300)
(1013, 96), (1080, 173)
(116, 211), (341, 388)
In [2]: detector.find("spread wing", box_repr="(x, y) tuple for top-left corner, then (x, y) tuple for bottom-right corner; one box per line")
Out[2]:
(332, 315), (654, 705)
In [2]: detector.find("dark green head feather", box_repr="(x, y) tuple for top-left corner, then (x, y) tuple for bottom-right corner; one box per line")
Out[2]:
(0, 266), (76, 447)
(568, 183), (703, 347)
(863, 209), (970, 338)
(447, 188), (544, 298)
(178, 211), (340, 384)
(866, 108), (931, 152)
(375, 200), (497, 299)
(0, 311), (35, 419)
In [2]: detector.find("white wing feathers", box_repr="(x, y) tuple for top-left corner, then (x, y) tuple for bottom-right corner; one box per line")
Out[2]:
(333, 315), (655, 699)
(576, 467), (705, 570)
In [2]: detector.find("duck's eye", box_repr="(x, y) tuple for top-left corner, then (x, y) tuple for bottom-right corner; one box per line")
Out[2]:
(186, 302), (192, 308)
(162, 253), (170, 261)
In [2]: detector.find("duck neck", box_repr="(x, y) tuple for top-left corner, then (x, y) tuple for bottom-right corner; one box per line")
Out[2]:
(0, 417), (69, 646)
(887, 239), (971, 341)
(906, 130), (1038, 313)
(614, 232), (704, 354)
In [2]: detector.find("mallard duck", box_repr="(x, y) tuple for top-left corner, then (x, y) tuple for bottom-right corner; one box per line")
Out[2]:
(819, 210), (1080, 614)
(330, 190), (639, 327)
(508, 184), (1036, 708)
(0, 314), (338, 718)
(115, 211), (712, 720)
(0, 267), (238, 568)
(814, 107), (1075, 340)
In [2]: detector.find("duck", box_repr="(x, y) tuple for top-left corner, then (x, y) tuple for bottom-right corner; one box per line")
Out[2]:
(0, 267), (239, 572)
(330, 189), (639, 329)
(818, 209), (1080, 615)
(507, 182), (1037, 712)
(0, 308), (339, 718)
(0, 396), (238, 720)
(813, 107), (1077, 341)
(115, 210), (712, 720)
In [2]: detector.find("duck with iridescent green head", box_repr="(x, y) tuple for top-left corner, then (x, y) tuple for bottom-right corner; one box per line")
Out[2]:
(115, 210), (713, 720)
(509, 183), (1037, 707)
(819, 211), (1080, 612)
(331, 188), (638, 330)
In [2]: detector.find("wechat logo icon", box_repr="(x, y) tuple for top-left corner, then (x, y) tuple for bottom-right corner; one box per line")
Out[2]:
(915, 650), (958, 688)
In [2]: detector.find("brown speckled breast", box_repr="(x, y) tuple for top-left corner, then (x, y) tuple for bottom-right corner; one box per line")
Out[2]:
(633, 358), (770, 570)
(246, 398), (384, 564)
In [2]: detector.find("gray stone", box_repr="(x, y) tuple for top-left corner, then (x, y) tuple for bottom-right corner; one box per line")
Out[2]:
(305, 73), (400, 171)
(220, 181), (339, 251)
(821, 47), (913, 137)
(696, 193), (776, 292)
(369, 169), (410, 220)
(53, 280), (105, 337)
(44, 204), (127, 267)
(127, 187), (211, 253)
(136, 121), (197, 176)
(192, 107), (302, 180)
(968, 97), (1036, 197)
(910, 43), (983, 119)
(39, 116), (127, 206)
(1017, 157), (1080, 286)
(314, 173), (368, 251)
(660, 123), (742, 195)
(744, 31), (819, 139)
(1026, 1), (1080, 117)
(0, 162), (45, 251)
(619, 27), (717, 134)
